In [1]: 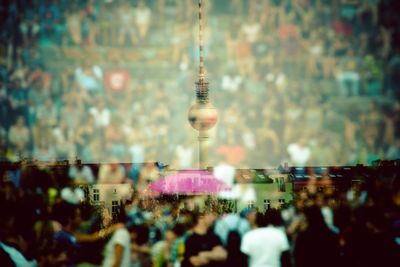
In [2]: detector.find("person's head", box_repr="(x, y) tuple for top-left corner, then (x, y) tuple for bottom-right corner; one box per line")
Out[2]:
(52, 201), (81, 230)
(177, 208), (195, 228)
(138, 0), (145, 8)
(45, 98), (53, 108)
(97, 98), (106, 109)
(298, 136), (308, 147)
(16, 116), (25, 127)
(240, 207), (257, 224)
(254, 212), (266, 227)
(165, 225), (184, 245)
(303, 205), (327, 230)
(128, 224), (149, 245)
(203, 212), (217, 228)
(115, 203), (127, 224)
(171, 223), (187, 238)
(191, 210), (217, 229)
(264, 209), (283, 227)
(82, 59), (91, 69)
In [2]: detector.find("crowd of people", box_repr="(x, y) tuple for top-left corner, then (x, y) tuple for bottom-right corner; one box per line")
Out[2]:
(0, 159), (399, 266)
(1, 1), (400, 266)
(0, 0), (399, 169)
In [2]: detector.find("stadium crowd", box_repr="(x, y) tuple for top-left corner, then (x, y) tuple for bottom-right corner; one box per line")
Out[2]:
(1, 1), (400, 265)
(0, 0), (399, 169)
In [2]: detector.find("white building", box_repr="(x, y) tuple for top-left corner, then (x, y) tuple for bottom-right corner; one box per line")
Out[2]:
(87, 183), (134, 218)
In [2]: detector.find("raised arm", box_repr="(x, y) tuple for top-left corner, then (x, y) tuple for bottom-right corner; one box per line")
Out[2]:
(198, 245), (227, 262)
(111, 244), (124, 267)
(75, 223), (124, 242)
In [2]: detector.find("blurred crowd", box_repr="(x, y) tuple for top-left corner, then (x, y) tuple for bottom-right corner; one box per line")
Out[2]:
(1, 1), (400, 266)
(1, 160), (399, 266)
(1, 0), (400, 169)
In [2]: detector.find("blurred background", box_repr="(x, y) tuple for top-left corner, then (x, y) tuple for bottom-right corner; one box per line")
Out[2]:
(0, 0), (399, 169)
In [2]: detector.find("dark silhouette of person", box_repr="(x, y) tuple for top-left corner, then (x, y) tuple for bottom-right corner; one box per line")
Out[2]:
(294, 205), (340, 267)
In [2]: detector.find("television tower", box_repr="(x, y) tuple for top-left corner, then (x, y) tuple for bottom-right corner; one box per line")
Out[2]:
(188, 0), (218, 170)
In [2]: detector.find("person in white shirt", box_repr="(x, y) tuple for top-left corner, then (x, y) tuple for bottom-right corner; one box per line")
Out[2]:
(98, 162), (126, 184)
(241, 210), (291, 267)
(234, 183), (257, 211)
(175, 138), (194, 169)
(102, 209), (131, 267)
(0, 242), (37, 267)
(75, 61), (103, 94)
(241, 15), (261, 44)
(68, 163), (95, 184)
(221, 69), (242, 93)
(287, 137), (311, 167)
(89, 100), (111, 129)
(214, 211), (251, 247)
(213, 159), (237, 200)
(134, 0), (151, 40)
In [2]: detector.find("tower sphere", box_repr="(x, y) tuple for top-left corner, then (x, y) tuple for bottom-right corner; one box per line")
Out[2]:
(188, 102), (218, 131)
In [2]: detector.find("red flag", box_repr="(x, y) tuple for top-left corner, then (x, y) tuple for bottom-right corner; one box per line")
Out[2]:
(104, 70), (130, 92)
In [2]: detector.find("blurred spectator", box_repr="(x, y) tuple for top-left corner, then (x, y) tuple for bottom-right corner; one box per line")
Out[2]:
(105, 116), (126, 158)
(232, 182), (257, 213)
(303, 96), (323, 136)
(19, 14), (40, 46)
(386, 139), (400, 160)
(89, 99), (110, 129)
(128, 220), (152, 266)
(174, 137), (194, 169)
(0, 195), (38, 266)
(52, 121), (76, 160)
(341, 206), (400, 267)
(8, 116), (30, 152)
(127, 131), (145, 165)
(98, 161), (126, 184)
(37, 0), (64, 43)
(221, 67), (243, 93)
(117, 1), (137, 46)
(73, 115), (96, 158)
(101, 208), (131, 267)
(293, 205), (340, 267)
(336, 49), (361, 96)
(214, 208), (253, 267)
(241, 15), (261, 45)
(66, 5), (82, 45)
(182, 211), (227, 267)
(68, 161), (95, 184)
(134, 0), (152, 42)
(51, 200), (81, 266)
(216, 133), (245, 166)
(214, 208), (252, 247)
(74, 60), (103, 95)
(33, 137), (56, 162)
(287, 137), (311, 167)
(213, 157), (237, 200)
(171, 18), (190, 64)
(234, 31), (254, 77)
(225, 18), (242, 63)
(36, 98), (58, 128)
(151, 224), (183, 267)
(241, 210), (291, 267)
